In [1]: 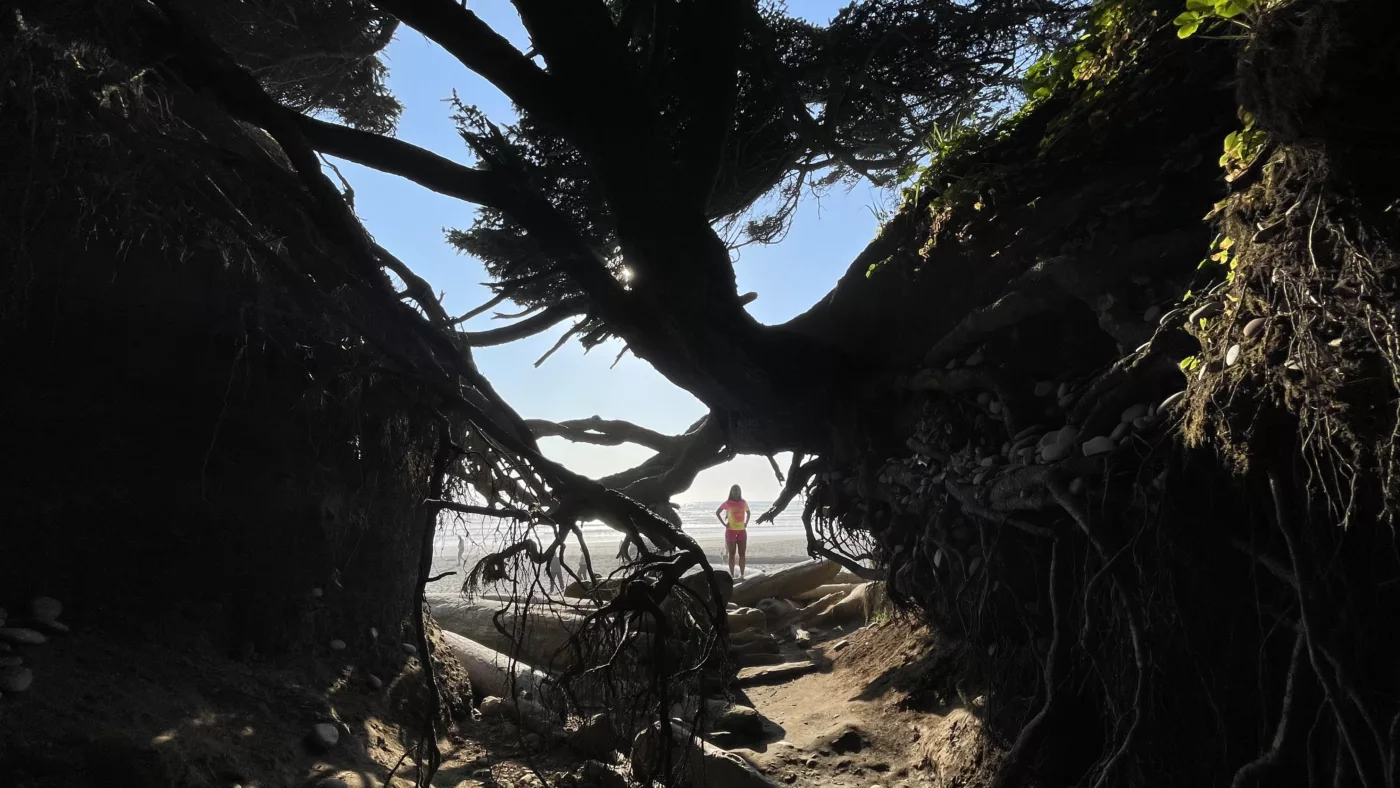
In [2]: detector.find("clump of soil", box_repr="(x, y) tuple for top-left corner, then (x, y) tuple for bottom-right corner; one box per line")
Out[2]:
(740, 622), (997, 787)
(0, 621), (570, 788)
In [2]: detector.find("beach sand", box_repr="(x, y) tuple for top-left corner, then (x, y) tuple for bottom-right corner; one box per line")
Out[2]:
(426, 527), (812, 596)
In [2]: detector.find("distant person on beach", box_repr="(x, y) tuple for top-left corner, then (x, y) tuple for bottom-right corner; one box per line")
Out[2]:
(715, 485), (751, 579)
(548, 542), (566, 589)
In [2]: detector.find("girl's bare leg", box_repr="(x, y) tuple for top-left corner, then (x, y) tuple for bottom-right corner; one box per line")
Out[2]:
(737, 540), (747, 579)
(727, 541), (737, 575)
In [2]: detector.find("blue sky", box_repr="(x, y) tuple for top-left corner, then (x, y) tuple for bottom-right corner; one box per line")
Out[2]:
(338, 1), (885, 501)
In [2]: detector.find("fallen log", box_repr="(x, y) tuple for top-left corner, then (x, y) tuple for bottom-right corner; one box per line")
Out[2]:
(730, 560), (840, 607)
(429, 594), (585, 668)
(728, 607), (766, 632)
(632, 719), (783, 788)
(804, 582), (888, 627)
(792, 583), (860, 602)
(442, 631), (556, 736)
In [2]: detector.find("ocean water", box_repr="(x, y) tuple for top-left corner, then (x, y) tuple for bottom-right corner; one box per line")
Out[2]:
(431, 500), (805, 554)
(426, 499), (811, 594)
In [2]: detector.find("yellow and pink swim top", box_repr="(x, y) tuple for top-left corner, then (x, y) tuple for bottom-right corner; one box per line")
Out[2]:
(720, 499), (749, 531)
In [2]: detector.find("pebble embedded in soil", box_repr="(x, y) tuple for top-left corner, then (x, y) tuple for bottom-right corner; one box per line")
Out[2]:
(1082, 436), (1115, 456)
(328, 639), (346, 651)
(480, 696), (504, 716)
(1042, 441), (1072, 462)
(311, 588), (324, 598)
(30, 597), (61, 622)
(1160, 390), (1186, 412)
(0, 666), (34, 693)
(1133, 416), (1151, 431)
(400, 643), (417, 655)
(1189, 302), (1223, 322)
(1226, 344), (1242, 367)
(945, 358), (958, 370)
(524, 733), (544, 750)
(1120, 403), (1149, 423)
(369, 627), (378, 639)
(965, 350), (984, 367)
(1143, 305), (1162, 322)
(1243, 317), (1267, 338)
(1057, 393), (1076, 409)
(319, 779), (349, 788)
(976, 391), (992, 405)
(1110, 422), (1130, 441)
(1033, 380), (1055, 397)
(0, 628), (46, 646)
(1069, 477), (1086, 495)
(989, 400), (1003, 415)
(0, 655), (22, 668)
(367, 674), (383, 690)
(310, 722), (340, 749)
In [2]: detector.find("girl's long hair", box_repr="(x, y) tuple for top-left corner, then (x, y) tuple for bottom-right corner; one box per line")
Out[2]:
(728, 484), (743, 501)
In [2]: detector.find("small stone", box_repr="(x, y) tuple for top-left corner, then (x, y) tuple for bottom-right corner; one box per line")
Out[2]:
(524, 733), (544, 750)
(473, 768), (493, 780)
(1033, 381), (1055, 397)
(369, 627), (378, 639)
(945, 358), (958, 370)
(989, 400), (1003, 415)
(480, 696), (504, 717)
(972, 469), (989, 485)
(1057, 392), (1077, 410)
(0, 628), (46, 646)
(1142, 305), (1162, 322)
(1068, 477), (1086, 494)
(1082, 436), (1115, 456)
(979, 456), (996, 468)
(1120, 403), (1149, 423)
(0, 655), (22, 668)
(831, 640), (849, 652)
(1159, 391), (1186, 412)
(976, 391), (992, 405)
(1096, 293), (1115, 312)
(1226, 344), (1242, 367)
(401, 642), (417, 655)
(785, 775), (797, 783)
(1057, 381), (1071, 398)
(806, 758), (820, 769)
(1243, 317), (1268, 338)
(309, 723), (340, 749)
(311, 588), (324, 598)
(1133, 417), (1151, 431)
(1037, 431), (1059, 449)
(1041, 441), (1072, 462)
(328, 639), (347, 651)
(1188, 302), (1223, 322)
(965, 350), (984, 367)
(987, 643), (998, 656)
(319, 779), (349, 788)
(1109, 422), (1130, 441)
(367, 674), (383, 690)
(1, 666), (34, 693)
(30, 597), (62, 622)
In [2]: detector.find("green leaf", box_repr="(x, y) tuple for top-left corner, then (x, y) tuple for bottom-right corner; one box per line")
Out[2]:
(1174, 12), (1202, 37)
(1214, 0), (1247, 17)
(1185, 0), (1214, 9)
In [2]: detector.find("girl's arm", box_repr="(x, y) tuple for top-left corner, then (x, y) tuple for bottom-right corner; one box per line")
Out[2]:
(715, 505), (726, 526)
(744, 503), (752, 525)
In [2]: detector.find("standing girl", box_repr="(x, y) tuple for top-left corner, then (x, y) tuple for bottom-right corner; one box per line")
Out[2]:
(715, 485), (751, 579)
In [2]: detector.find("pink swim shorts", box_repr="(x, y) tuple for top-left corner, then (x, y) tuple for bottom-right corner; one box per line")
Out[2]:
(725, 528), (747, 544)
